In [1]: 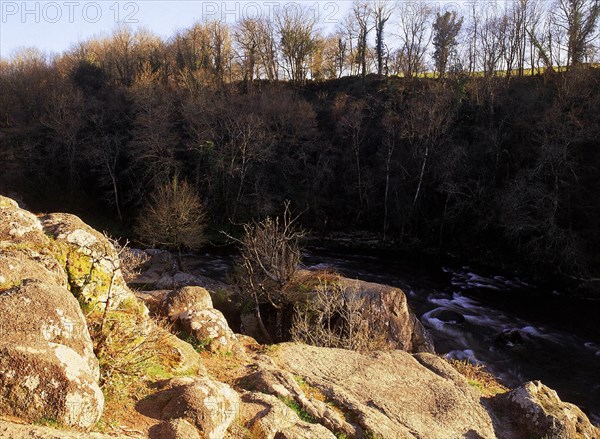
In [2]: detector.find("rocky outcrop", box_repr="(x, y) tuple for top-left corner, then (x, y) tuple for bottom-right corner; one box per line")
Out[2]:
(41, 212), (141, 311)
(0, 196), (49, 250)
(240, 391), (337, 439)
(340, 277), (434, 353)
(3, 195), (598, 439)
(494, 381), (600, 439)
(151, 376), (240, 439)
(162, 286), (238, 353)
(239, 354), (356, 436)
(0, 198), (103, 428)
(299, 272), (433, 353)
(268, 343), (498, 438)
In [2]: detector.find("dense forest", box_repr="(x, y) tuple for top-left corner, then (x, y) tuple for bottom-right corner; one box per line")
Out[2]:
(1, 0), (599, 284)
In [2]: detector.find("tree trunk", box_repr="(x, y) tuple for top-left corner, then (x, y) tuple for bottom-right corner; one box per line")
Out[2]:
(255, 301), (273, 344)
(413, 145), (429, 209)
(108, 167), (123, 222)
(383, 155), (391, 241)
(275, 307), (283, 342)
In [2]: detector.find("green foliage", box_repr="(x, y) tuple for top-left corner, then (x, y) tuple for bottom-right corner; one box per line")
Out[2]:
(178, 332), (212, 352)
(87, 306), (176, 402)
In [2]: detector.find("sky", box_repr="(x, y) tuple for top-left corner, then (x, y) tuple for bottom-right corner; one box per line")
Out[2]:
(0, 0), (353, 59)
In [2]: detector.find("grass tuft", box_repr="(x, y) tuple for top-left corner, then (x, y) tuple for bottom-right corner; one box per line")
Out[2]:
(278, 396), (317, 424)
(447, 359), (508, 396)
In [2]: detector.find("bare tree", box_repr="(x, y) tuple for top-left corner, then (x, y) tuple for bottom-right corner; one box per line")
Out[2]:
(553, 0), (600, 66)
(479, 9), (507, 76)
(233, 202), (304, 342)
(276, 6), (318, 84)
(220, 109), (272, 221)
(235, 18), (261, 90)
(396, 0), (432, 78)
(335, 95), (368, 214)
(352, 1), (374, 79)
(401, 84), (456, 212)
(209, 21), (233, 87)
(128, 83), (181, 192)
(382, 110), (401, 241)
(257, 17), (279, 81)
(315, 33), (347, 79)
(291, 275), (388, 351)
(40, 86), (84, 192)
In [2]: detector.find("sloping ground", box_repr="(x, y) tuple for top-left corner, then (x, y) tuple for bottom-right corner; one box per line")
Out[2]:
(268, 344), (500, 439)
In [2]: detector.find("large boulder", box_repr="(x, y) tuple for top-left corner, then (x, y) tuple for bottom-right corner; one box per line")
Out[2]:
(0, 281), (103, 428)
(0, 197), (106, 428)
(0, 248), (67, 290)
(162, 286), (238, 353)
(268, 343), (499, 439)
(163, 285), (214, 316)
(41, 213), (141, 311)
(154, 418), (201, 439)
(162, 331), (207, 376)
(494, 381), (600, 439)
(155, 376), (240, 439)
(336, 275), (434, 353)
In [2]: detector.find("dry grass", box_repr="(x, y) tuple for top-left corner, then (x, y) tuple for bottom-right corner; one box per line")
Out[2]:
(290, 272), (390, 352)
(447, 359), (508, 397)
(85, 299), (186, 434)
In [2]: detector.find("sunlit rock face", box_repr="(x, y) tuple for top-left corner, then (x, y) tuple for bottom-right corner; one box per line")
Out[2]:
(0, 196), (103, 428)
(162, 286), (239, 353)
(41, 212), (143, 312)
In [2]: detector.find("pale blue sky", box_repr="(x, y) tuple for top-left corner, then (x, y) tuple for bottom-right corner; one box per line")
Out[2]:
(0, 0), (351, 59)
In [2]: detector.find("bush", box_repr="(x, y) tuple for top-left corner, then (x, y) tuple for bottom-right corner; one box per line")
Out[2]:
(136, 177), (206, 258)
(290, 273), (388, 351)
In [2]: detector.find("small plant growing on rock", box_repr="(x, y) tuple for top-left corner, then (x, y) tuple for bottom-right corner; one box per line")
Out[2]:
(447, 359), (508, 397)
(113, 244), (150, 283)
(278, 396), (317, 424)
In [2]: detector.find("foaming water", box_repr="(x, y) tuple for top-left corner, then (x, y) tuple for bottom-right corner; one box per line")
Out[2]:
(302, 250), (600, 425)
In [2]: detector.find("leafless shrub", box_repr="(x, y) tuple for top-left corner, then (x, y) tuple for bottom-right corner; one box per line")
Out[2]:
(113, 243), (150, 283)
(135, 176), (206, 264)
(231, 201), (304, 343)
(291, 275), (388, 352)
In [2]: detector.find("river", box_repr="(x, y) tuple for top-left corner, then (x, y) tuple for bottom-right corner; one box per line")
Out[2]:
(186, 247), (600, 425)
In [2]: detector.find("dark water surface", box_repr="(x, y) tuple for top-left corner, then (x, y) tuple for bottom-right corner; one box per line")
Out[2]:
(186, 248), (600, 424)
